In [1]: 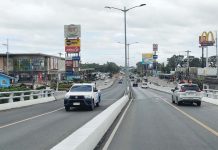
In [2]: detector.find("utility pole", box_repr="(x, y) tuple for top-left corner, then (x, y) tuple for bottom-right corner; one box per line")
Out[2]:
(185, 50), (191, 81)
(216, 31), (218, 78)
(58, 52), (63, 58)
(2, 39), (9, 74)
(201, 47), (204, 68)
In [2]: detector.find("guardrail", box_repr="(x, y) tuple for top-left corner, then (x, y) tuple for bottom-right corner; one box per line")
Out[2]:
(204, 89), (218, 99)
(0, 89), (55, 104)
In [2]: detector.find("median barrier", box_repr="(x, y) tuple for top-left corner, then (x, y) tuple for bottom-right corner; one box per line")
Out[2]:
(51, 93), (130, 150)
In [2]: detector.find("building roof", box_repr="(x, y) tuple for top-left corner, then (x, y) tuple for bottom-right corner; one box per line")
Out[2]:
(0, 73), (14, 79)
(0, 53), (63, 59)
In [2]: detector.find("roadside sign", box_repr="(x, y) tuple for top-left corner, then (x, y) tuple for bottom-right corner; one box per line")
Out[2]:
(153, 55), (158, 59)
(153, 44), (158, 51)
(64, 25), (81, 38)
(72, 56), (80, 61)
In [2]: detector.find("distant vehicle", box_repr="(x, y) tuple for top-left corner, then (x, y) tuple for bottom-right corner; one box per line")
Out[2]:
(118, 79), (123, 84)
(133, 81), (138, 87)
(171, 83), (202, 106)
(141, 82), (148, 88)
(64, 83), (101, 111)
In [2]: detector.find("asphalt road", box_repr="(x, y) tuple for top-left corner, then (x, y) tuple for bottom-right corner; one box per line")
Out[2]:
(0, 80), (125, 150)
(108, 86), (218, 150)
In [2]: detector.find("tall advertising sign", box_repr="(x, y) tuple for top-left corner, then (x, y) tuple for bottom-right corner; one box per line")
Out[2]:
(199, 31), (215, 46)
(64, 24), (81, 81)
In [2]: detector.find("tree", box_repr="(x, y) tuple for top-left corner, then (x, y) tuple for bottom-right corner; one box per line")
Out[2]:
(166, 55), (184, 71)
(208, 56), (216, 67)
(189, 58), (201, 67)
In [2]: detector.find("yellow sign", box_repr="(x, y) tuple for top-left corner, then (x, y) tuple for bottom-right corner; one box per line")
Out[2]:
(65, 39), (80, 47)
(142, 53), (153, 59)
(200, 31), (215, 46)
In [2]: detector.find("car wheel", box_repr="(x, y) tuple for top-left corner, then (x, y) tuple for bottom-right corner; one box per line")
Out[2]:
(177, 101), (181, 106)
(65, 106), (70, 111)
(89, 100), (95, 111)
(197, 101), (201, 106)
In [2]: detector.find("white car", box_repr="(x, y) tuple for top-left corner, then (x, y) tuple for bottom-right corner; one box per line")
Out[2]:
(141, 82), (148, 88)
(171, 83), (203, 106)
(64, 83), (101, 111)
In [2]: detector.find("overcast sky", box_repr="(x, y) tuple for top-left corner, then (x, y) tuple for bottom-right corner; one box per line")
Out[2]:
(0, 0), (218, 66)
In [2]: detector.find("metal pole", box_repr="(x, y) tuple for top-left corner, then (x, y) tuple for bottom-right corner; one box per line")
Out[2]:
(202, 47), (204, 68)
(185, 50), (191, 80)
(124, 7), (128, 88)
(127, 44), (129, 67)
(216, 31), (218, 78)
(6, 39), (9, 75)
(206, 46), (208, 67)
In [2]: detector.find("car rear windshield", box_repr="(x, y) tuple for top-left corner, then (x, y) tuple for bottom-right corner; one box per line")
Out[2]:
(70, 85), (92, 92)
(181, 85), (200, 91)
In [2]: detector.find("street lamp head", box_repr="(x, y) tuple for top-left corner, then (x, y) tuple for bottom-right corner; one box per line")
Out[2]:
(105, 6), (111, 9)
(140, 4), (146, 6)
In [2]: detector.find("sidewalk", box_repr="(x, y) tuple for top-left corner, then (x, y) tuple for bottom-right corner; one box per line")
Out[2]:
(148, 78), (218, 106)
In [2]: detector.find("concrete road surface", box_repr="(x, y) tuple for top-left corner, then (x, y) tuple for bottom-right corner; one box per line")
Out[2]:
(108, 87), (218, 150)
(0, 80), (125, 150)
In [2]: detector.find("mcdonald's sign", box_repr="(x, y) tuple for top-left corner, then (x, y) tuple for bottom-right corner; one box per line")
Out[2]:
(199, 31), (215, 46)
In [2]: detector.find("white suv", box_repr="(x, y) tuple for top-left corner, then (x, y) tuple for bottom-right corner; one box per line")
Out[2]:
(171, 83), (203, 106)
(64, 83), (101, 111)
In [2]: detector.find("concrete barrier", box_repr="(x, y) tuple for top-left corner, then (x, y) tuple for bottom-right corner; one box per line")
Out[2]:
(0, 97), (55, 111)
(51, 95), (129, 150)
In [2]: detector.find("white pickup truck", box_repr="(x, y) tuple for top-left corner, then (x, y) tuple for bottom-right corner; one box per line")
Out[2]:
(64, 83), (101, 111)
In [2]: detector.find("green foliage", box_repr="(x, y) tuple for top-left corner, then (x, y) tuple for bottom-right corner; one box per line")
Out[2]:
(81, 62), (120, 73)
(192, 77), (204, 90)
(36, 86), (46, 90)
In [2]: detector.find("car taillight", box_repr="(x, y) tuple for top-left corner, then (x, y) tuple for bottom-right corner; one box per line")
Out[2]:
(180, 89), (186, 92)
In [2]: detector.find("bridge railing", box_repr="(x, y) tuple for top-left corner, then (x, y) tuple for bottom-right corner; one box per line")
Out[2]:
(203, 89), (218, 99)
(0, 89), (55, 104)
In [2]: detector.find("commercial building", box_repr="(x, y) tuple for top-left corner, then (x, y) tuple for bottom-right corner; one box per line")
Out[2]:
(0, 53), (65, 84)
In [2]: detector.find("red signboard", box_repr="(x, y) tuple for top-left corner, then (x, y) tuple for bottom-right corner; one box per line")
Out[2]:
(65, 46), (80, 53)
(65, 60), (73, 66)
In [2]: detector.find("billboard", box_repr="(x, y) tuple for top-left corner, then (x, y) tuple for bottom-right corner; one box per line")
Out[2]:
(142, 53), (153, 64)
(72, 56), (80, 61)
(65, 60), (73, 67)
(65, 39), (80, 53)
(153, 44), (158, 51)
(199, 31), (215, 46)
(64, 25), (81, 38)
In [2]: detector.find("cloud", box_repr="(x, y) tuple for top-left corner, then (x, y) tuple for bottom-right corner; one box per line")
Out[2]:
(0, 0), (217, 66)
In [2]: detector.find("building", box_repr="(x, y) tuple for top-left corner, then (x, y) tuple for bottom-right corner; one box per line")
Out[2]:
(0, 73), (14, 88)
(0, 53), (65, 84)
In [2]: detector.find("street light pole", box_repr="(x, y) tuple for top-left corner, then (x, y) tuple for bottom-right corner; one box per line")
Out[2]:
(216, 31), (218, 78)
(185, 50), (191, 80)
(105, 4), (146, 89)
(2, 39), (9, 74)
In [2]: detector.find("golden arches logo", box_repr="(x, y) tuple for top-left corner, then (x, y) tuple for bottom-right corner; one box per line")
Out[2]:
(200, 31), (215, 46)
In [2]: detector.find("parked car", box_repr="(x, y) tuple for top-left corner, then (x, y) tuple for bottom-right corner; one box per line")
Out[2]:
(141, 82), (148, 88)
(64, 83), (101, 111)
(171, 83), (202, 106)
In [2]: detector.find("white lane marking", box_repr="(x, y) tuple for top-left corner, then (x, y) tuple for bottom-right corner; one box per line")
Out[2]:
(0, 107), (64, 129)
(150, 92), (218, 137)
(103, 98), (133, 150)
